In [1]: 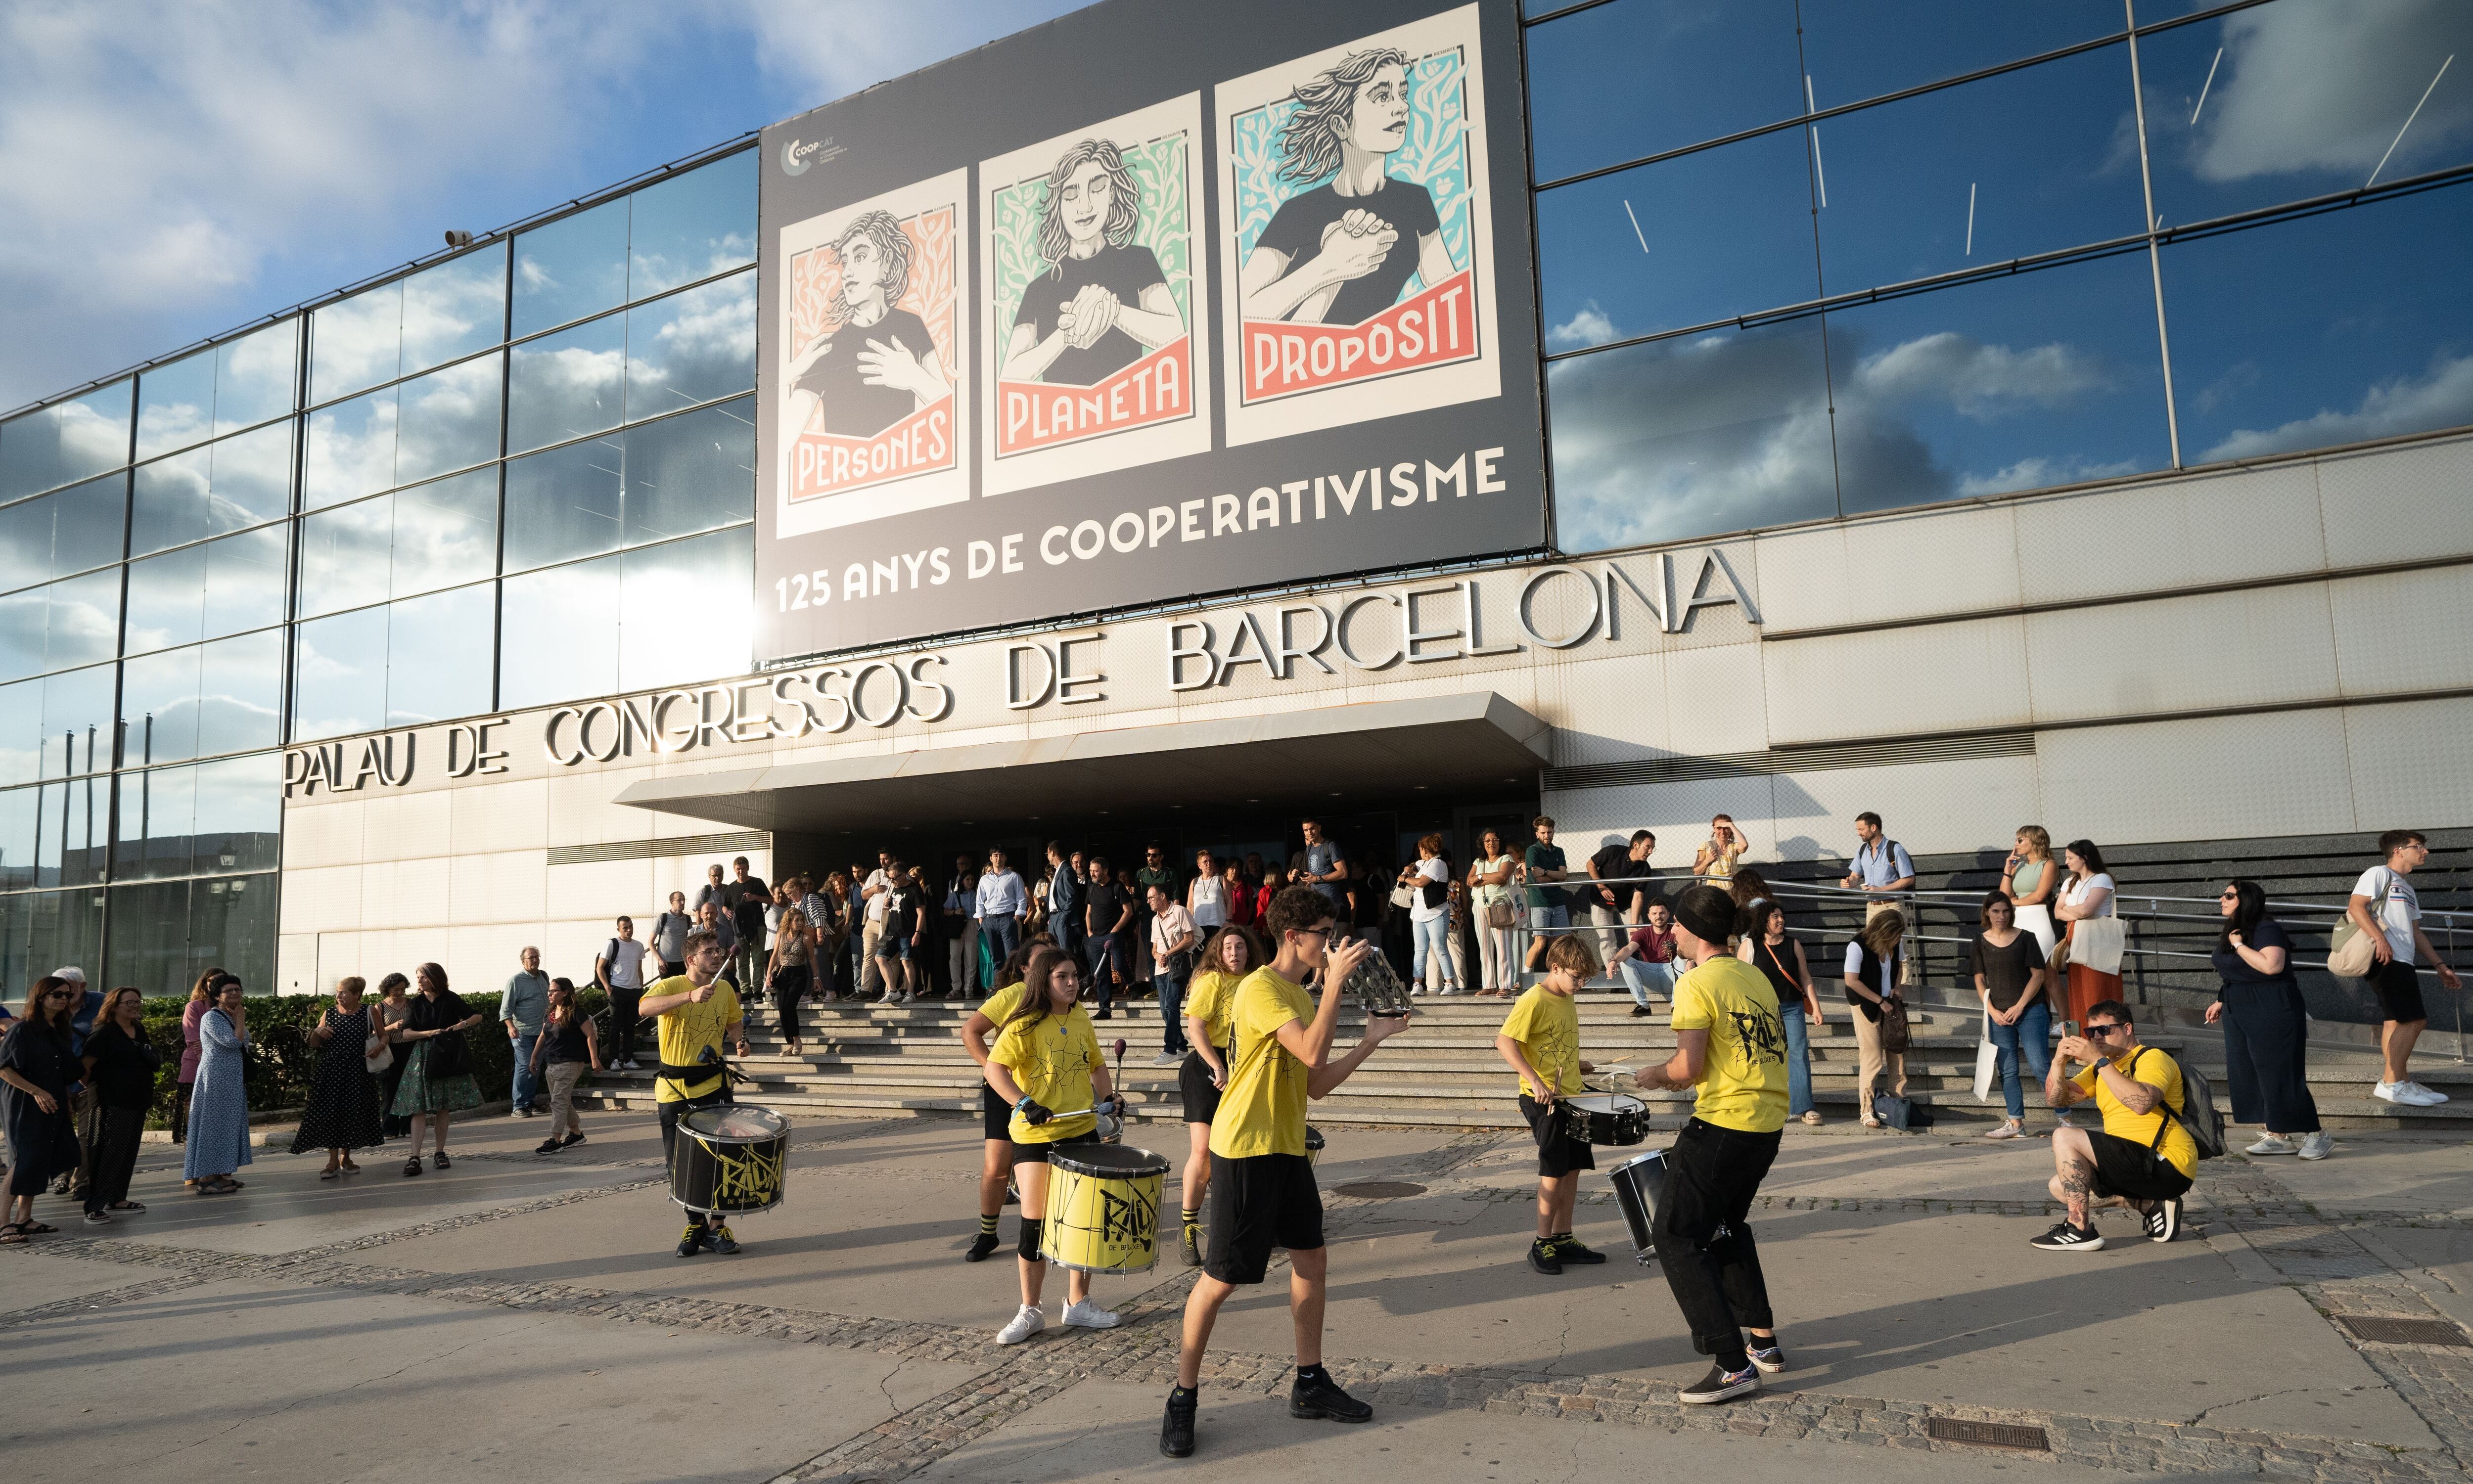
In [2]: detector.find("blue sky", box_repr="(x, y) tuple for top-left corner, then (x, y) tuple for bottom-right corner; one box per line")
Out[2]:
(0, 0), (1091, 411)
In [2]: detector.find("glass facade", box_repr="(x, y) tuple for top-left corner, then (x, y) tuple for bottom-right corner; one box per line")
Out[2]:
(0, 149), (760, 993)
(1530, 0), (2473, 551)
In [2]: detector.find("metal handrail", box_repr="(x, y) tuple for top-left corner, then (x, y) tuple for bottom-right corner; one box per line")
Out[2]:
(1540, 871), (2471, 924)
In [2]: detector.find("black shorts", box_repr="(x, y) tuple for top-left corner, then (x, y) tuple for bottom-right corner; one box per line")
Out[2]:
(1519, 1094), (1597, 1178)
(2085, 1129), (2194, 1203)
(1009, 1127), (1101, 1165)
(1205, 1151), (1324, 1285)
(876, 934), (910, 960)
(2372, 958), (2427, 1023)
(1178, 1049), (1224, 1125)
(980, 1082), (1013, 1141)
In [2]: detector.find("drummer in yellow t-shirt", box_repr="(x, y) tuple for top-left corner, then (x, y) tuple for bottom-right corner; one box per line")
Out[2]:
(982, 946), (1121, 1346)
(1174, 924), (1266, 1268)
(1494, 934), (1605, 1276)
(638, 929), (746, 1259)
(960, 942), (1042, 1262)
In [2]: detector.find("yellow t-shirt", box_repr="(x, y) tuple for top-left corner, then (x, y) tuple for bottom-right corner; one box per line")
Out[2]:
(1499, 986), (1583, 1099)
(1209, 967), (1315, 1160)
(1668, 956), (1788, 1133)
(1183, 967), (1241, 1050)
(975, 982), (1027, 1029)
(650, 976), (741, 1103)
(2074, 1047), (2197, 1178)
(990, 1005), (1101, 1143)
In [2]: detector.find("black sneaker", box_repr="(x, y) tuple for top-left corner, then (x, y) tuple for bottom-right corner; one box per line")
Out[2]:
(1289, 1372), (1373, 1423)
(965, 1230), (1001, 1263)
(2029, 1221), (2105, 1252)
(1746, 1342), (1787, 1374)
(676, 1223), (707, 1258)
(1093, 1009), (1113, 1021)
(1678, 1361), (1761, 1405)
(1554, 1237), (1607, 1265)
(707, 1224), (741, 1255)
(534, 1138), (562, 1156)
(1180, 1225), (1203, 1268)
(2146, 1196), (2182, 1244)
(1528, 1238), (1563, 1275)
(1630, 1005), (1653, 1017)
(1161, 1388), (1197, 1458)
(560, 1132), (586, 1148)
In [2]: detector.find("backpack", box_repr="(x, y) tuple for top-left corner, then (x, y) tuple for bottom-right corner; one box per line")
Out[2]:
(2134, 1047), (2225, 1161)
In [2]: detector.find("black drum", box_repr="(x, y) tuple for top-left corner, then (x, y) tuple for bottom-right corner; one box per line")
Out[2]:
(1609, 1148), (1668, 1264)
(1560, 1092), (1650, 1146)
(670, 1105), (790, 1215)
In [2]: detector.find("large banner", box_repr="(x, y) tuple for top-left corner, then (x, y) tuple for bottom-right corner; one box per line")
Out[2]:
(756, 0), (1542, 662)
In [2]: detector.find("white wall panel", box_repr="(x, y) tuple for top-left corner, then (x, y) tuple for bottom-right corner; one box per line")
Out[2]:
(359, 789), (453, 866)
(1764, 616), (2031, 745)
(449, 777), (550, 855)
(447, 923), (539, 991)
(2316, 437), (2473, 568)
(2016, 461), (2326, 605)
(547, 769), (656, 848)
(276, 932), (318, 996)
(2023, 585), (2338, 724)
(279, 801), (366, 871)
(280, 864), (362, 935)
(546, 857), (653, 922)
(447, 848), (548, 926)
(1774, 754), (2039, 863)
(1662, 643), (1771, 756)
(1756, 504), (2022, 633)
(2326, 568), (2473, 697)
(2344, 697), (2473, 832)
(2038, 710), (2357, 846)
(1540, 651), (1673, 764)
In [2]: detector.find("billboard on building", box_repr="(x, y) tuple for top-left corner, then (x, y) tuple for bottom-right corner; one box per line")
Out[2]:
(756, 0), (1542, 662)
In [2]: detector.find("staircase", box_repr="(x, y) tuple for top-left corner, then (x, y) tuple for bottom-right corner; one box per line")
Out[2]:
(576, 988), (2473, 1131)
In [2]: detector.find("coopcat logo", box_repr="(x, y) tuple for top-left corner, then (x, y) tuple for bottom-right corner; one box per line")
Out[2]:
(779, 136), (845, 176)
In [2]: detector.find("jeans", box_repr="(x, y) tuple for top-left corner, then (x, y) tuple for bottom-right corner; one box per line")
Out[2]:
(1155, 966), (1191, 1054)
(1412, 915), (1456, 989)
(1619, 958), (1676, 1008)
(609, 987), (643, 1064)
(1986, 1000), (2053, 1121)
(509, 1033), (542, 1111)
(982, 911), (1020, 969)
(1086, 931), (1127, 1010)
(1780, 1002), (1813, 1118)
(1650, 1118), (1781, 1372)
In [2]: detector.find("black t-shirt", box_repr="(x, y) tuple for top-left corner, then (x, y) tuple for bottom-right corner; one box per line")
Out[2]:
(883, 884), (923, 937)
(2213, 916), (2298, 988)
(81, 1021), (163, 1111)
(1969, 932), (2048, 1013)
(0, 1020), (72, 1100)
(1587, 845), (1642, 910)
(1253, 178), (1444, 326)
(792, 308), (940, 438)
(1011, 244), (1169, 386)
(1085, 880), (1126, 936)
(408, 990), (474, 1078)
(726, 878), (771, 938)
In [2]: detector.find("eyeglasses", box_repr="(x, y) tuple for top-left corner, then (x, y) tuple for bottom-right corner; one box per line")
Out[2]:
(2084, 1022), (2124, 1037)
(2219, 891), (2239, 900)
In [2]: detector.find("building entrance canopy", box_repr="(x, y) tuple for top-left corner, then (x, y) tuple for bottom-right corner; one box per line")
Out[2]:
(608, 692), (1549, 836)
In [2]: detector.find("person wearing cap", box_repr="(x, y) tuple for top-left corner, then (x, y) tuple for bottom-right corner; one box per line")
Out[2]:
(1632, 885), (1791, 1406)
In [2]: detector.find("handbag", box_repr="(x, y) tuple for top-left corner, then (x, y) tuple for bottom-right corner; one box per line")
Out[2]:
(1389, 883), (1419, 910)
(1485, 898), (1520, 930)
(2328, 868), (2388, 978)
(1878, 996), (1911, 1055)
(1873, 1092), (1934, 1131)
(364, 1032), (393, 1076)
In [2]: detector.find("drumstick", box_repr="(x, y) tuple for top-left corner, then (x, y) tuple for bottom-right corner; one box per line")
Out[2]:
(1112, 1038), (1128, 1118)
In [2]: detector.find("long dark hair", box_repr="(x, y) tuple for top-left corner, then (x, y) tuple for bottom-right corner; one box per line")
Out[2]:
(1198, 924), (1266, 980)
(1002, 947), (1081, 1035)
(2219, 879), (2268, 950)
(2064, 839), (2107, 878)
(1979, 889), (2015, 927)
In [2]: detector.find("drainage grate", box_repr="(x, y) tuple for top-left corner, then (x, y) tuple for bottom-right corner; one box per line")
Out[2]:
(2338, 1315), (2473, 1347)
(1925, 1418), (2049, 1451)
(1332, 1181), (1427, 1199)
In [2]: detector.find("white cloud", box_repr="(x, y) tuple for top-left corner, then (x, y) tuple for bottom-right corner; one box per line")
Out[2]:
(1955, 454), (2143, 498)
(1853, 331), (2112, 420)
(736, 0), (1090, 109)
(1547, 301), (1617, 350)
(2202, 353), (2473, 462)
(2187, 0), (2473, 183)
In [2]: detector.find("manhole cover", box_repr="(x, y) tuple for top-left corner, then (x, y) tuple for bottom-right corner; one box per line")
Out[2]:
(1333, 1181), (1426, 1199)
(1924, 1418), (2048, 1451)
(2338, 1315), (2473, 1347)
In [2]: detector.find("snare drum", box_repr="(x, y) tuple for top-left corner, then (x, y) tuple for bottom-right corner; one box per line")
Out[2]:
(670, 1104), (790, 1215)
(1608, 1147), (1669, 1263)
(1042, 1143), (1171, 1275)
(1305, 1124), (1325, 1168)
(1559, 1092), (1650, 1146)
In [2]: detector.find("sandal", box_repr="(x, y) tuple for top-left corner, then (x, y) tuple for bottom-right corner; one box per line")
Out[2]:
(0, 1222), (25, 1244)
(319, 1168), (341, 1181)
(340, 1160), (360, 1174)
(432, 1151), (451, 1170)
(22, 1220), (59, 1233)
(109, 1200), (146, 1213)
(404, 1156), (424, 1177)
(198, 1180), (237, 1196)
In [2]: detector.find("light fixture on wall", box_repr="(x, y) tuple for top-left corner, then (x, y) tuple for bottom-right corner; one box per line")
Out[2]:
(444, 229), (475, 248)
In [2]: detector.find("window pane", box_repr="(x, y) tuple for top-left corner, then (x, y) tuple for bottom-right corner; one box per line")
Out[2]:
(310, 280), (402, 405)
(1527, 0), (1805, 182)
(215, 318), (300, 437)
(2140, 0), (2473, 228)
(198, 629), (283, 758)
(50, 474), (127, 577)
(122, 644), (201, 766)
(1824, 251), (2169, 512)
(130, 446), (213, 555)
(42, 662), (116, 778)
(393, 353), (501, 488)
(196, 752), (283, 875)
(400, 243), (507, 374)
(629, 152), (758, 300)
(503, 433), (622, 571)
(137, 346), (218, 461)
(124, 542), (207, 656)
(626, 270), (757, 422)
(508, 312), (625, 455)
(386, 583), (494, 726)
(133, 420), (293, 557)
(36, 776), (108, 886)
(618, 526), (751, 690)
(1539, 129), (1818, 348)
(500, 553), (618, 708)
(44, 567), (120, 673)
(291, 604), (388, 743)
(16, 887), (106, 973)
(0, 381), (132, 502)
(202, 525), (289, 640)
(390, 467), (498, 599)
(1812, 45), (2147, 295)
(513, 197), (628, 339)
(189, 873), (279, 992)
(623, 398), (754, 547)
(2163, 184), (2473, 463)
(1799, 0), (2122, 108)
(298, 492), (393, 619)
(1547, 317), (1837, 551)
(114, 769), (193, 882)
(303, 385), (397, 510)
(0, 786), (35, 890)
(0, 677), (36, 786)
(0, 587), (44, 682)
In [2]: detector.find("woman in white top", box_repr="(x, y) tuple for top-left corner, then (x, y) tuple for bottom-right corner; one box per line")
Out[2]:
(1398, 834), (1460, 993)
(1467, 829), (1520, 995)
(1187, 850), (1227, 930)
(1841, 911), (1907, 1129)
(1692, 814), (1750, 883)
(2000, 824), (2060, 957)
(2053, 839), (2117, 1027)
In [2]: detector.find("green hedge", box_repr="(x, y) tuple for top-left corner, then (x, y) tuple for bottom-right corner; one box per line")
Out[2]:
(132, 989), (610, 1127)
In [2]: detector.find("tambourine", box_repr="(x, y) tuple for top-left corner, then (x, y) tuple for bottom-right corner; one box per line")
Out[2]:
(1341, 948), (1413, 1019)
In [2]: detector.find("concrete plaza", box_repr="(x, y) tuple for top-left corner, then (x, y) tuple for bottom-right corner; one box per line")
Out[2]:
(6, 1108), (2473, 1483)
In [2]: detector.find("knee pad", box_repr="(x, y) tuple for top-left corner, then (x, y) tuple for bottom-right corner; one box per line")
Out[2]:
(1018, 1217), (1045, 1260)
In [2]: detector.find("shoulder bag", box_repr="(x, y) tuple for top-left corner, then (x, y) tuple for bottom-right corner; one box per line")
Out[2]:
(2327, 868), (2389, 978)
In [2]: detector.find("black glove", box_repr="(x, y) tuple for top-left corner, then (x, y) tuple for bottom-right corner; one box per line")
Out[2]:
(1018, 1098), (1053, 1127)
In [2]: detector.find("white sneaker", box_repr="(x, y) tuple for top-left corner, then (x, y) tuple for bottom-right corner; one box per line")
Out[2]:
(2245, 1134), (2298, 1156)
(2298, 1131), (2335, 1160)
(2376, 1080), (2443, 1106)
(1984, 1119), (2023, 1140)
(1061, 1298), (1120, 1330)
(1150, 1052), (1181, 1067)
(2374, 1080), (2406, 1103)
(876, 992), (898, 1005)
(2052, 1110), (2077, 1128)
(2408, 1081), (2450, 1105)
(997, 1304), (1045, 1345)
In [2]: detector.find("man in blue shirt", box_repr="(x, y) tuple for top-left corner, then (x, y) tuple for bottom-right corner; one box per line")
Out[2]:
(1839, 812), (1917, 986)
(1299, 819), (1348, 912)
(1046, 842), (1084, 962)
(976, 847), (1028, 966)
(504, 948), (552, 1117)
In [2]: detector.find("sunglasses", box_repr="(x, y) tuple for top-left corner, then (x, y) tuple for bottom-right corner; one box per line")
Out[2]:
(2084, 1022), (2125, 1036)
(2219, 891), (2239, 900)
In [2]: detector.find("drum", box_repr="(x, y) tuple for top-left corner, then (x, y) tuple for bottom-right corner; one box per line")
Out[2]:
(1305, 1124), (1325, 1167)
(670, 1105), (790, 1215)
(1042, 1143), (1171, 1275)
(1608, 1148), (1669, 1264)
(1094, 1105), (1123, 1144)
(1342, 950), (1412, 1019)
(1560, 1092), (1650, 1146)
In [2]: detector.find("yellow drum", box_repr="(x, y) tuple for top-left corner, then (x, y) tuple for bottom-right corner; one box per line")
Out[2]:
(1042, 1143), (1170, 1275)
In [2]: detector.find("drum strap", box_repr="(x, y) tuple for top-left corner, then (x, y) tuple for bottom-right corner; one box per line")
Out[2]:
(656, 1060), (745, 1094)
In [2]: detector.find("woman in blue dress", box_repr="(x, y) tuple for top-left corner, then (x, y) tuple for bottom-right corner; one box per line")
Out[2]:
(183, 976), (253, 1196)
